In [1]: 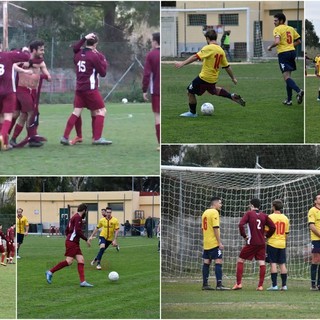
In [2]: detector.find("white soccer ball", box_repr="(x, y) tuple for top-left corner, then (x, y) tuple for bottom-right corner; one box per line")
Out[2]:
(201, 102), (214, 115)
(108, 271), (119, 281)
(122, 98), (128, 104)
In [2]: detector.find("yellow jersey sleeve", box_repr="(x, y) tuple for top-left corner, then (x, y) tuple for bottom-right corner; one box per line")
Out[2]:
(308, 207), (320, 241)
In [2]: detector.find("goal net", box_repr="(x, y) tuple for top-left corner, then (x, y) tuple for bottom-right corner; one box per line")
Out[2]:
(161, 165), (320, 280)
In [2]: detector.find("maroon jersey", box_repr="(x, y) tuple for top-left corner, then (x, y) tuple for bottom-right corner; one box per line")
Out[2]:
(65, 213), (87, 244)
(142, 47), (160, 95)
(0, 50), (30, 95)
(239, 210), (276, 245)
(6, 227), (14, 243)
(0, 230), (7, 243)
(72, 38), (107, 91)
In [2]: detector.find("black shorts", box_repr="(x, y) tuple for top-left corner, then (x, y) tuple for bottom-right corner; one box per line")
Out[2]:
(202, 246), (223, 260)
(266, 245), (286, 264)
(311, 240), (320, 254)
(278, 50), (297, 73)
(17, 233), (25, 245)
(187, 76), (217, 96)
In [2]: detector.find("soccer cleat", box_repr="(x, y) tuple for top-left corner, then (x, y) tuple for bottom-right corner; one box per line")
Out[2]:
(180, 111), (198, 117)
(282, 100), (292, 106)
(92, 138), (112, 145)
(9, 138), (17, 147)
(16, 255), (21, 259)
(90, 259), (97, 266)
(231, 93), (246, 107)
(116, 245), (120, 252)
(280, 286), (288, 291)
(317, 98), (320, 102)
(232, 283), (242, 290)
(96, 264), (102, 270)
(296, 90), (304, 104)
(216, 285), (231, 290)
(45, 270), (53, 284)
(70, 136), (83, 145)
(256, 286), (263, 291)
(80, 281), (93, 287)
(157, 146), (160, 151)
(1, 262), (7, 266)
(267, 285), (278, 291)
(28, 141), (44, 148)
(310, 285), (318, 291)
(60, 137), (70, 146)
(202, 285), (215, 290)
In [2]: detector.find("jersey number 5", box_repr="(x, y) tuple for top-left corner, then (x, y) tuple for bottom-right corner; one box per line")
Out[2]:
(286, 31), (293, 44)
(77, 60), (86, 72)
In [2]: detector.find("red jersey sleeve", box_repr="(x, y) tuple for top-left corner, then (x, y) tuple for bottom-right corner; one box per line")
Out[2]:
(72, 38), (86, 54)
(238, 212), (249, 238)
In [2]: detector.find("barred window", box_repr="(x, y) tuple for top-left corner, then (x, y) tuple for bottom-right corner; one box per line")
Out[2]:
(188, 14), (207, 26)
(219, 13), (239, 26)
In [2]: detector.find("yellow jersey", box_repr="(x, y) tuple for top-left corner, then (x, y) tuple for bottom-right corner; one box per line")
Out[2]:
(273, 24), (300, 54)
(97, 216), (119, 241)
(308, 206), (320, 241)
(202, 208), (220, 250)
(267, 213), (289, 249)
(196, 43), (229, 83)
(17, 216), (29, 234)
(315, 56), (320, 76)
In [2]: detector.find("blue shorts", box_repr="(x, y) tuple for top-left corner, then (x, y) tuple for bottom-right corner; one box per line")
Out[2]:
(187, 76), (217, 96)
(98, 236), (112, 248)
(311, 240), (320, 254)
(17, 233), (25, 244)
(278, 50), (297, 73)
(266, 245), (286, 264)
(202, 246), (223, 260)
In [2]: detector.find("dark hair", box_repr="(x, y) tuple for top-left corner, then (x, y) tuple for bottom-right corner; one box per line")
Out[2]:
(274, 13), (286, 24)
(29, 40), (44, 52)
(272, 199), (283, 211)
(205, 30), (217, 41)
(86, 33), (98, 46)
(106, 206), (112, 211)
(250, 198), (261, 209)
(78, 203), (88, 212)
(152, 32), (160, 45)
(313, 193), (320, 202)
(210, 196), (221, 205)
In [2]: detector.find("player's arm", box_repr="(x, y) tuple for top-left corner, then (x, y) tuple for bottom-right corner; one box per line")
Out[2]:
(142, 55), (151, 101)
(213, 227), (224, 249)
(13, 63), (33, 75)
(309, 223), (320, 238)
(40, 62), (52, 81)
(112, 229), (119, 246)
(175, 54), (199, 69)
(265, 217), (276, 238)
(223, 66), (237, 85)
(72, 33), (95, 53)
(89, 226), (99, 240)
(93, 53), (108, 77)
(25, 223), (29, 236)
(238, 213), (249, 239)
(267, 36), (280, 51)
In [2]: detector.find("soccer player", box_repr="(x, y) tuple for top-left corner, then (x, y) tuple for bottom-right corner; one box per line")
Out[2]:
(267, 13), (303, 106)
(266, 199), (290, 291)
(6, 222), (15, 264)
(314, 53), (320, 101)
(45, 203), (93, 287)
(16, 208), (29, 259)
(0, 224), (8, 266)
(142, 32), (160, 151)
(0, 47), (30, 150)
(89, 207), (119, 270)
(61, 32), (112, 146)
(201, 197), (230, 290)
(232, 198), (276, 291)
(175, 29), (245, 117)
(308, 193), (320, 290)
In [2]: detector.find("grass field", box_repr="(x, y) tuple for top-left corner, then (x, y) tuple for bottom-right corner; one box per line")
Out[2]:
(17, 235), (160, 319)
(0, 261), (16, 319)
(1, 103), (159, 175)
(162, 60), (304, 143)
(162, 278), (317, 319)
(305, 74), (320, 143)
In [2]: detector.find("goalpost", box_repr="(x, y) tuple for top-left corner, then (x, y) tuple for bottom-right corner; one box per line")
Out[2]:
(161, 165), (320, 280)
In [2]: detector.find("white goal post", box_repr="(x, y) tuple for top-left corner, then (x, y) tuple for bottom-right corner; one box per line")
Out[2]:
(161, 165), (320, 280)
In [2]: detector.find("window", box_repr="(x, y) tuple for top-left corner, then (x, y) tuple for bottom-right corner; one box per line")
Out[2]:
(188, 14), (207, 26)
(161, 1), (176, 7)
(108, 203), (124, 211)
(219, 14), (239, 26)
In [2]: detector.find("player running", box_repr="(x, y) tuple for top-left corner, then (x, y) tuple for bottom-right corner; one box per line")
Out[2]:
(314, 53), (320, 101)
(267, 13), (303, 106)
(232, 198), (276, 291)
(6, 223), (15, 264)
(175, 29), (245, 117)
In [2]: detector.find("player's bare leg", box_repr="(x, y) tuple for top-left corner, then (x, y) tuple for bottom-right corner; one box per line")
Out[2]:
(154, 112), (160, 151)
(180, 93), (198, 117)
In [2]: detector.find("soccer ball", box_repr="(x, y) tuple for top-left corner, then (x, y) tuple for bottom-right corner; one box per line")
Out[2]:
(201, 102), (214, 115)
(108, 271), (119, 281)
(122, 98), (128, 104)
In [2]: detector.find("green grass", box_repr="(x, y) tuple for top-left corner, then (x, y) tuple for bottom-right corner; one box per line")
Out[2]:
(162, 278), (316, 319)
(162, 61), (304, 143)
(305, 74), (320, 143)
(0, 261), (16, 319)
(17, 235), (160, 319)
(1, 103), (159, 175)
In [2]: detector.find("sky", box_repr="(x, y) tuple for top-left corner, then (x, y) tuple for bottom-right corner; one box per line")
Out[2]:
(305, 1), (320, 36)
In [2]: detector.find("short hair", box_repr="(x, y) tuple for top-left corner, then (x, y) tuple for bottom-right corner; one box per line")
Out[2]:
(205, 30), (217, 41)
(77, 203), (88, 213)
(17, 208), (23, 213)
(250, 198), (261, 209)
(210, 196), (221, 205)
(152, 32), (160, 45)
(106, 206), (112, 212)
(29, 40), (44, 52)
(274, 13), (286, 24)
(272, 199), (283, 211)
(86, 33), (98, 46)
(313, 192), (320, 202)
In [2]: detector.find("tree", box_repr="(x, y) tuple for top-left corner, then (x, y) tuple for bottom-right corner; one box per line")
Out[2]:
(306, 19), (320, 48)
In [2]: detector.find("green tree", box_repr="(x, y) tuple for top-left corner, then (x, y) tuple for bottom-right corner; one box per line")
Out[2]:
(306, 19), (320, 48)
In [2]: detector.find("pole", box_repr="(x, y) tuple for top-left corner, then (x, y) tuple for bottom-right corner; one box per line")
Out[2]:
(3, 1), (8, 51)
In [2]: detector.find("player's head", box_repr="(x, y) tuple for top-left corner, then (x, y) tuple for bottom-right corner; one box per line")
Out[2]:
(204, 30), (217, 43)
(313, 192), (320, 205)
(210, 196), (222, 210)
(0, 224), (2, 230)
(272, 199), (283, 211)
(78, 203), (88, 218)
(250, 198), (261, 209)
(101, 208), (107, 217)
(273, 13), (286, 26)
(29, 40), (45, 58)
(17, 208), (23, 217)
(11, 222), (15, 228)
(105, 207), (112, 218)
(152, 32), (160, 48)
(86, 33), (98, 47)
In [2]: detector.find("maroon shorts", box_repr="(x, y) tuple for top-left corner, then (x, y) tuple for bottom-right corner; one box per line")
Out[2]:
(152, 94), (160, 113)
(239, 244), (266, 261)
(16, 87), (37, 113)
(64, 240), (83, 257)
(74, 90), (105, 110)
(0, 93), (17, 113)
(0, 245), (5, 253)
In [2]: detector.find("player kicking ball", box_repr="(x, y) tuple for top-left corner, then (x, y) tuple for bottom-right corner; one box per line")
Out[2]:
(175, 29), (245, 117)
